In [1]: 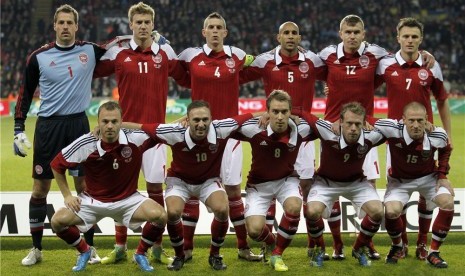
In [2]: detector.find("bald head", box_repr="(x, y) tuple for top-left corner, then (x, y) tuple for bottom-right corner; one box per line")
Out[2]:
(279, 21), (299, 34)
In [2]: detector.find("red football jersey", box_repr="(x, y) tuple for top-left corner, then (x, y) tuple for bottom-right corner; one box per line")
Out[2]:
(376, 51), (448, 122)
(142, 114), (252, 184)
(94, 39), (186, 124)
(51, 130), (155, 202)
(313, 119), (385, 182)
(240, 46), (327, 112)
(375, 119), (451, 179)
(233, 117), (313, 184)
(178, 44), (246, 119)
(319, 42), (388, 122)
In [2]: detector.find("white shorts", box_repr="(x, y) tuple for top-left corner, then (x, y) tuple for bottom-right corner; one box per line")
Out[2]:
(221, 139), (243, 186)
(384, 173), (451, 210)
(308, 176), (380, 219)
(142, 144), (167, 184)
(165, 177), (226, 204)
(294, 141), (315, 179)
(75, 192), (148, 232)
(244, 176), (302, 217)
(363, 147), (380, 180)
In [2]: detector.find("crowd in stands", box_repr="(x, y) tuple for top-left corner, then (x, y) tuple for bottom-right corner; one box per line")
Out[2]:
(2, 0), (464, 99)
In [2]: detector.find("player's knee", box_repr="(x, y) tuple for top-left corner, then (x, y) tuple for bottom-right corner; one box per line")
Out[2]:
(167, 208), (182, 222)
(245, 221), (263, 239)
(148, 207), (167, 226)
(435, 194), (454, 210)
(51, 208), (70, 232)
(212, 205), (229, 221)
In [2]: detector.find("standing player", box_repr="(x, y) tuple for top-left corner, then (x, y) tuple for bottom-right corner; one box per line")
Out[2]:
(375, 102), (454, 268)
(127, 101), (259, 271)
(305, 102), (384, 267)
(376, 17), (452, 260)
(317, 15), (389, 260)
(176, 12), (261, 261)
(14, 4), (104, 266)
(239, 21), (327, 258)
(50, 101), (167, 272)
(93, 2), (186, 265)
(233, 90), (317, 272)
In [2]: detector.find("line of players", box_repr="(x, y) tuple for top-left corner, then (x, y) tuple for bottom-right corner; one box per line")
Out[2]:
(14, 2), (453, 272)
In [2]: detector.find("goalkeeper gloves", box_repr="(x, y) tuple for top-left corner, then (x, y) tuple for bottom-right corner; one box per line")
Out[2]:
(152, 30), (170, 45)
(14, 131), (31, 157)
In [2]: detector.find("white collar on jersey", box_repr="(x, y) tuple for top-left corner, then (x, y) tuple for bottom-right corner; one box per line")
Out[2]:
(274, 46), (305, 65)
(395, 50), (423, 66)
(336, 41), (366, 60)
(185, 123), (218, 150)
(203, 44), (232, 57)
(266, 118), (298, 147)
(96, 129), (128, 156)
(339, 128), (365, 149)
(129, 38), (160, 55)
(401, 121), (430, 149)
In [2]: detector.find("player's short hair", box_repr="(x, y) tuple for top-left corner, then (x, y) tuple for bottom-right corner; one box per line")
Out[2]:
(403, 101), (427, 115)
(54, 4), (79, 24)
(128, 1), (155, 23)
(278, 21), (299, 33)
(397, 17), (424, 37)
(203, 12), (226, 29)
(340, 102), (366, 121)
(266, 90), (292, 110)
(339, 14), (364, 30)
(98, 101), (122, 117)
(187, 100), (211, 115)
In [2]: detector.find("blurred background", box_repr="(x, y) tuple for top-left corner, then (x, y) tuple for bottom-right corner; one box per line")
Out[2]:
(2, 0), (464, 101)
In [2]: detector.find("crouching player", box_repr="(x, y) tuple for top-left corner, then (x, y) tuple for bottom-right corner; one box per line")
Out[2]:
(50, 101), (167, 272)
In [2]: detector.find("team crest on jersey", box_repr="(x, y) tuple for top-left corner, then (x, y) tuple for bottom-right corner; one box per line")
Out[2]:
(78, 53), (89, 64)
(35, 165), (43, 175)
(209, 144), (218, 153)
(299, 62), (309, 73)
(421, 150), (431, 159)
(152, 54), (163, 64)
(359, 55), (369, 68)
(418, 69), (429, 80)
(357, 144), (369, 154)
(225, 58), (235, 68)
(121, 146), (132, 158)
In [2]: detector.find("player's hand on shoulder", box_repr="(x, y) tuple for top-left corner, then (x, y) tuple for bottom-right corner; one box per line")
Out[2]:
(91, 126), (100, 138)
(297, 45), (307, 53)
(364, 121), (374, 131)
(290, 115), (301, 125)
(331, 120), (341, 135)
(420, 50), (435, 69)
(13, 130), (31, 157)
(258, 113), (270, 129)
(152, 30), (170, 45)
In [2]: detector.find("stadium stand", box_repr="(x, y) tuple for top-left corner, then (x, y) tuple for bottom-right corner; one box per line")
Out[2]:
(2, 0), (464, 99)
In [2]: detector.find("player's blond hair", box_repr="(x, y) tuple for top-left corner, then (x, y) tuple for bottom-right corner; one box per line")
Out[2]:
(339, 14), (364, 30)
(187, 100), (211, 115)
(203, 12), (227, 29)
(266, 90), (292, 110)
(128, 2), (155, 22)
(397, 17), (424, 37)
(54, 4), (79, 24)
(340, 102), (366, 121)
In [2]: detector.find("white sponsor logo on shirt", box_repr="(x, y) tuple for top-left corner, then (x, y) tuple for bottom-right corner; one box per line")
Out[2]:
(198, 60), (206, 66)
(124, 57), (132, 62)
(260, 141), (268, 146)
(391, 71), (399, 76)
(272, 66), (279, 71)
